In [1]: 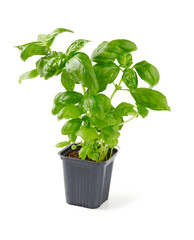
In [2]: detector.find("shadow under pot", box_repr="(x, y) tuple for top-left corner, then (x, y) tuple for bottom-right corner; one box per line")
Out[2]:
(58, 144), (118, 209)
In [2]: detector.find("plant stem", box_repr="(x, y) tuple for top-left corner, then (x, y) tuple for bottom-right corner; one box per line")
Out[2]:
(120, 89), (130, 91)
(119, 114), (138, 126)
(110, 148), (113, 158)
(110, 78), (123, 102)
(82, 86), (86, 94)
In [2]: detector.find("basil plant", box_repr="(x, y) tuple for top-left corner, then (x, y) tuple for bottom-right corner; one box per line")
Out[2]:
(16, 28), (170, 162)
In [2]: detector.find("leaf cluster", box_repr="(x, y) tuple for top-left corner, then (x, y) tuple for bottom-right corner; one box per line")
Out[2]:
(16, 28), (170, 161)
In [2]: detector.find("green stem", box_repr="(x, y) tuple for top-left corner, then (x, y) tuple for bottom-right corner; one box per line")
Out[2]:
(120, 89), (130, 91)
(82, 86), (86, 94)
(110, 78), (123, 102)
(119, 114), (139, 126)
(110, 148), (113, 158)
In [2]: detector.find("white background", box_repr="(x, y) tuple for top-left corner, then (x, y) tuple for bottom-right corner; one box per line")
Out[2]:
(0, 0), (194, 239)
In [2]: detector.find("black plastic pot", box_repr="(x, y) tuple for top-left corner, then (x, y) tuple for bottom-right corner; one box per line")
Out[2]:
(58, 144), (118, 209)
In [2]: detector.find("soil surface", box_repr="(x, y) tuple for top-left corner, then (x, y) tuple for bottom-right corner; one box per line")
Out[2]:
(66, 148), (112, 162)
(66, 149), (93, 161)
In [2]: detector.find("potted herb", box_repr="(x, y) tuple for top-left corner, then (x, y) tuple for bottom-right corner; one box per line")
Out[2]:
(16, 28), (170, 208)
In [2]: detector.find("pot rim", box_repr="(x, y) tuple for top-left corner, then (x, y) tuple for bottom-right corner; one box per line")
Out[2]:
(58, 143), (118, 166)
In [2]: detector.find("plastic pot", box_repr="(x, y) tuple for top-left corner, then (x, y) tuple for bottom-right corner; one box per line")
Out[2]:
(58, 144), (118, 209)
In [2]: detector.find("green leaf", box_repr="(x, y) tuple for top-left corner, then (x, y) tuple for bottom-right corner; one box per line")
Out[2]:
(82, 116), (91, 127)
(131, 88), (170, 111)
(91, 113), (117, 128)
(76, 126), (98, 141)
(137, 105), (149, 118)
(37, 28), (74, 47)
(61, 119), (82, 135)
(98, 94), (112, 112)
(15, 42), (49, 61)
(61, 68), (75, 91)
(91, 39), (137, 63)
(79, 145), (91, 160)
(68, 133), (77, 142)
(36, 51), (66, 79)
(117, 52), (132, 68)
(71, 144), (77, 150)
(122, 69), (138, 91)
(66, 39), (90, 55)
(57, 105), (83, 120)
(91, 41), (118, 63)
(54, 91), (83, 105)
(133, 61), (160, 87)
(66, 52), (98, 93)
(37, 34), (47, 41)
(56, 141), (70, 148)
(93, 62), (120, 92)
(107, 139), (118, 148)
(109, 39), (137, 54)
(52, 103), (65, 115)
(114, 102), (137, 118)
(18, 69), (39, 84)
(83, 94), (104, 119)
(88, 152), (98, 161)
(101, 125), (120, 139)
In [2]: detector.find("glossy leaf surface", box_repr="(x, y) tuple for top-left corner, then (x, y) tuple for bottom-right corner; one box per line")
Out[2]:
(133, 61), (160, 87)
(61, 68), (75, 91)
(15, 42), (49, 61)
(61, 119), (82, 135)
(36, 51), (66, 79)
(66, 53), (98, 93)
(131, 88), (170, 111)
(94, 62), (120, 92)
(122, 69), (138, 91)
(76, 126), (98, 141)
(18, 69), (39, 84)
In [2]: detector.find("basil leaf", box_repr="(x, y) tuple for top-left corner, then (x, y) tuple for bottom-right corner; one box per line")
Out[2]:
(66, 39), (90, 55)
(54, 91), (83, 105)
(18, 69), (39, 84)
(61, 69), (75, 91)
(93, 62), (120, 92)
(37, 34), (47, 41)
(36, 51), (66, 79)
(101, 125), (120, 139)
(76, 126), (98, 141)
(15, 42), (49, 61)
(91, 41), (117, 63)
(137, 105), (149, 118)
(56, 141), (70, 148)
(109, 39), (137, 54)
(91, 39), (137, 63)
(131, 88), (170, 111)
(79, 145), (92, 160)
(114, 102), (137, 118)
(66, 52), (98, 93)
(122, 69), (138, 91)
(82, 116), (91, 127)
(37, 28), (74, 47)
(107, 139), (118, 148)
(117, 52), (132, 68)
(133, 61), (160, 87)
(57, 105), (83, 120)
(83, 94), (104, 119)
(52, 103), (64, 115)
(91, 114), (117, 128)
(88, 152), (98, 161)
(61, 119), (82, 135)
(98, 94), (112, 112)
(68, 133), (77, 142)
